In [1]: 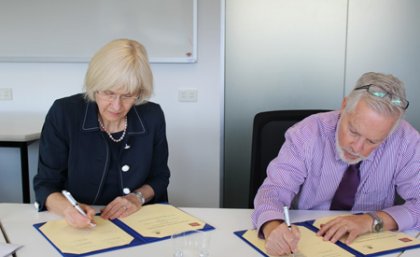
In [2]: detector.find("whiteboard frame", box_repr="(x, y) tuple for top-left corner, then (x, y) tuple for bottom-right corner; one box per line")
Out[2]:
(0, 0), (197, 64)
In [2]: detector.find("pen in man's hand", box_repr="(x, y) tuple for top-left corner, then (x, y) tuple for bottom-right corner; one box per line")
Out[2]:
(283, 206), (295, 257)
(62, 190), (96, 227)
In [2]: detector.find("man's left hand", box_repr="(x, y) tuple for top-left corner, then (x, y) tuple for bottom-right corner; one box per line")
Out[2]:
(316, 214), (372, 244)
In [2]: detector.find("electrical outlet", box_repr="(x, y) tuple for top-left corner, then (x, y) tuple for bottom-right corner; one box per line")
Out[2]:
(178, 88), (198, 102)
(0, 88), (13, 100)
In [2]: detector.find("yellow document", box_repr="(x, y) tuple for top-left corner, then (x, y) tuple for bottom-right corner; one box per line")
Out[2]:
(313, 215), (420, 255)
(241, 226), (355, 257)
(313, 214), (349, 229)
(39, 216), (133, 254)
(349, 231), (420, 255)
(119, 204), (205, 238)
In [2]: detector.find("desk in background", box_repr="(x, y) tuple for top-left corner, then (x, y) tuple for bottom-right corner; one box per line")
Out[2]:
(0, 112), (45, 203)
(0, 204), (418, 257)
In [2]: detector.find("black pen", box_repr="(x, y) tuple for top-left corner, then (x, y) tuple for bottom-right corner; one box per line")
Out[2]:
(283, 206), (295, 257)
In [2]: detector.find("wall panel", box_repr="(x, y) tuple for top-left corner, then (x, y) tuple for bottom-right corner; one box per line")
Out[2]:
(346, 0), (420, 129)
(224, 0), (347, 207)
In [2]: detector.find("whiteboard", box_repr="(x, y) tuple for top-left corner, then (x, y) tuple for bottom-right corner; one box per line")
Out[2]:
(0, 0), (197, 63)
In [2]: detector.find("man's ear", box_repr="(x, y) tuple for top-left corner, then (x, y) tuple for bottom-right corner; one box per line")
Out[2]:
(341, 97), (347, 110)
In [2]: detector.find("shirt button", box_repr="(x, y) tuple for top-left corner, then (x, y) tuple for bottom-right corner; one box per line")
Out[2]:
(121, 165), (130, 172)
(124, 144), (131, 149)
(123, 188), (131, 194)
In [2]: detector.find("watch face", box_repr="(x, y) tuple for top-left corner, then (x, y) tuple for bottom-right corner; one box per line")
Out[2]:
(368, 212), (384, 233)
(374, 222), (383, 232)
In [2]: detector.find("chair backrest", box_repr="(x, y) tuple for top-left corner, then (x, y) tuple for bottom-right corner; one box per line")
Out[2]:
(248, 109), (330, 208)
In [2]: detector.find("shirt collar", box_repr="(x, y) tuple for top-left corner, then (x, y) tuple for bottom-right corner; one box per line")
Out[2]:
(81, 101), (146, 134)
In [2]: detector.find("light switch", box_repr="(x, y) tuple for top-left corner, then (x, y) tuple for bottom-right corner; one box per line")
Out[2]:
(0, 88), (13, 100)
(178, 88), (198, 102)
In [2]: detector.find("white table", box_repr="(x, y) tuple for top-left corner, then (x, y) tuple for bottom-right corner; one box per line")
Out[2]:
(0, 224), (6, 244)
(0, 204), (418, 257)
(0, 202), (12, 244)
(1, 218), (22, 257)
(0, 112), (45, 203)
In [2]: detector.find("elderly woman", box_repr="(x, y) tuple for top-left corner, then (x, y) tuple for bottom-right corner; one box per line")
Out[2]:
(34, 39), (170, 228)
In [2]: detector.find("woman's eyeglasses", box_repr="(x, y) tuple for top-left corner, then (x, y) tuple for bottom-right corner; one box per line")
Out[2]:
(354, 84), (409, 110)
(96, 91), (139, 104)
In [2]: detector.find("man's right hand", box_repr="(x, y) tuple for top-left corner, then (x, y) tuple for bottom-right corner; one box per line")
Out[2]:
(263, 220), (300, 256)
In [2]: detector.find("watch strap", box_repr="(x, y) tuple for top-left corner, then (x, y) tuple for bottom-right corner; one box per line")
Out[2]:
(132, 191), (146, 205)
(367, 212), (383, 232)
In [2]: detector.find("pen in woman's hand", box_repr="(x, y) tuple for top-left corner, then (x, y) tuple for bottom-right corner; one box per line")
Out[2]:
(62, 190), (96, 228)
(283, 206), (295, 257)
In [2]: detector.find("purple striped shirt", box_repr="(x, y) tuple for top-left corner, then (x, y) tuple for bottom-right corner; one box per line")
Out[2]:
(252, 111), (420, 232)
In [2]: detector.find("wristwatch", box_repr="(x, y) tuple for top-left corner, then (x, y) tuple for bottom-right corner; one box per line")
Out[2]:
(367, 212), (384, 233)
(132, 191), (146, 205)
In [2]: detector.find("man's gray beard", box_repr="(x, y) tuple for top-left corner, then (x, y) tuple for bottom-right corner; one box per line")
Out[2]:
(335, 119), (366, 165)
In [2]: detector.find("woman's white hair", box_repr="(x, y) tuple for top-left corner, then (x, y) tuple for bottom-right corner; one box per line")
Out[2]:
(83, 38), (153, 105)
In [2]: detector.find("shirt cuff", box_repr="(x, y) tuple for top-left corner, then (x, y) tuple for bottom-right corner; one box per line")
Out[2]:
(383, 205), (414, 231)
(256, 210), (284, 238)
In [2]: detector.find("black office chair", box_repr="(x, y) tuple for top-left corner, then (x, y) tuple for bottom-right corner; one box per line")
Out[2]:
(248, 109), (330, 208)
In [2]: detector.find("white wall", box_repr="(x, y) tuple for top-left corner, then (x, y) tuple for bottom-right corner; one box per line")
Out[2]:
(345, 0), (420, 129)
(224, 0), (420, 208)
(0, 0), (223, 208)
(224, 0), (347, 207)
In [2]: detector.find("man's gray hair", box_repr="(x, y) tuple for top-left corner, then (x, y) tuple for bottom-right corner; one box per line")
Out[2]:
(344, 72), (406, 118)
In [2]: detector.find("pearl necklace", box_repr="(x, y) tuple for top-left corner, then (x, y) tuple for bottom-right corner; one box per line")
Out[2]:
(98, 116), (127, 143)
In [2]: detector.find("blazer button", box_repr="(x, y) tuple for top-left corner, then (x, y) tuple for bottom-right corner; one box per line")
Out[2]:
(123, 188), (131, 194)
(121, 165), (130, 172)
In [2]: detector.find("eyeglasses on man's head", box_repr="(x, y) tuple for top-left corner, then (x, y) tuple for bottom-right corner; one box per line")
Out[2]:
(354, 84), (409, 110)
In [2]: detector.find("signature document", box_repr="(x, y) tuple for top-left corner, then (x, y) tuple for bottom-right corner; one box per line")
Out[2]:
(119, 204), (205, 238)
(39, 216), (133, 254)
(314, 215), (420, 255)
(35, 204), (212, 256)
(242, 226), (354, 257)
(238, 215), (420, 257)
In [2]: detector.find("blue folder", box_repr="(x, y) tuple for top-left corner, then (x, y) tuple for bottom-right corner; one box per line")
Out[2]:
(234, 220), (420, 257)
(304, 219), (420, 257)
(234, 221), (307, 257)
(34, 214), (215, 257)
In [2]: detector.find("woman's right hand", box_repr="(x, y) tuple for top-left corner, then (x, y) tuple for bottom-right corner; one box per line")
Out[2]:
(62, 203), (96, 228)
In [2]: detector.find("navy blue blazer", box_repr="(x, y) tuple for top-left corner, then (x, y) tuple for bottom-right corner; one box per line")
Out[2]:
(33, 94), (170, 210)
